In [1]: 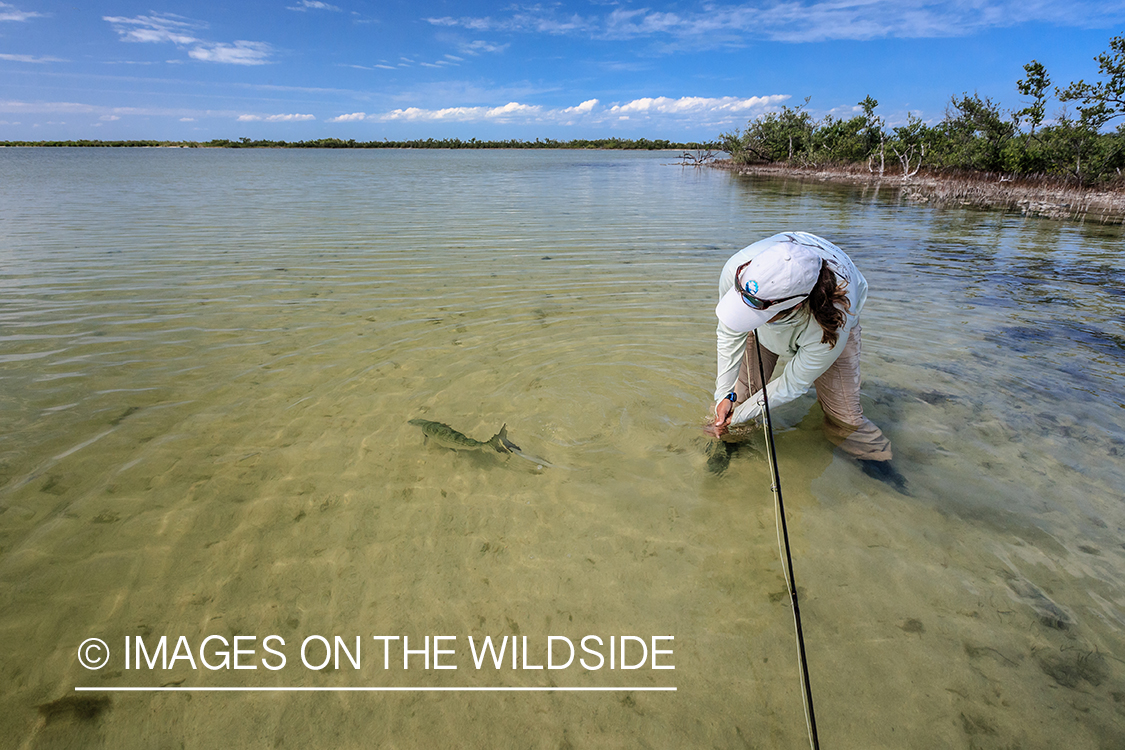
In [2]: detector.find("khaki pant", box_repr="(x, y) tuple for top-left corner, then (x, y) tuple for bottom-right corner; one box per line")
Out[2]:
(734, 323), (893, 461)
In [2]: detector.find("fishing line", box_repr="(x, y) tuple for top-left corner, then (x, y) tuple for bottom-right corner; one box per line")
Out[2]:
(753, 333), (820, 750)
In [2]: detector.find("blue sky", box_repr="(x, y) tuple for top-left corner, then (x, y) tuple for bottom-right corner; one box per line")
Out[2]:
(1, 1), (1123, 142)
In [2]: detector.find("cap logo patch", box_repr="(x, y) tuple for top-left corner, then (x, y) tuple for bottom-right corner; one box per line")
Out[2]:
(743, 279), (759, 295)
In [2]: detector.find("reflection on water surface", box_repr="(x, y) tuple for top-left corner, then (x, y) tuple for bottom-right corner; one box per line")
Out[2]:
(1, 149), (1123, 748)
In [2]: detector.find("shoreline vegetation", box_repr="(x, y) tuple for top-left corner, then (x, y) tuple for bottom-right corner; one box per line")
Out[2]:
(716, 33), (1125, 224)
(0, 137), (715, 150)
(8, 32), (1125, 225)
(710, 160), (1125, 224)
(6, 137), (1121, 223)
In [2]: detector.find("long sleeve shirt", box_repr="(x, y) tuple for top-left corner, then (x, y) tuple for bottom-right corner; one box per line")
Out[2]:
(714, 232), (868, 424)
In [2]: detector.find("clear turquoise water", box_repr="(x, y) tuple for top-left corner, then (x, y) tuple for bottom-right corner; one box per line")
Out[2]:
(1, 148), (1123, 748)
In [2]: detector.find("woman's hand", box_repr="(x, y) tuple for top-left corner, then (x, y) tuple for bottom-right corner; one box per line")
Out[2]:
(705, 398), (734, 438)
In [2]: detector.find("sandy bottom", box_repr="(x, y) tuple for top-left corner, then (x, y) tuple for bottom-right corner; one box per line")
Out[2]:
(4, 294), (1123, 750)
(2, 150), (1124, 748)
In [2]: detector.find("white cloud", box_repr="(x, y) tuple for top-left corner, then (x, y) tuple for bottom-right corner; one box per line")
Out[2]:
(99, 114), (120, 121)
(0, 2), (44, 22)
(608, 95), (787, 115)
(328, 112), (366, 122)
(459, 40), (508, 55)
(379, 102), (542, 122)
(374, 95), (785, 125)
(604, 8), (685, 37)
(0, 101), (250, 120)
(0, 52), (65, 63)
(287, 1), (342, 11)
(189, 41), (272, 65)
(103, 13), (203, 45)
(0, 100), (96, 114)
(425, 15), (491, 31)
(180, 117), (195, 122)
(425, 11), (589, 35)
(424, 1), (1125, 44)
(104, 14), (273, 64)
(562, 99), (599, 114)
(487, 102), (540, 117)
(239, 113), (316, 122)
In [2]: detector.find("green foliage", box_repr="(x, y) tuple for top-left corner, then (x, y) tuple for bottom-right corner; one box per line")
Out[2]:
(1016, 60), (1051, 133)
(717, 33), (1125, 185)
(723, 96), (893, 168)
(888, 113), (935, 176)
(931, 93), (1015, 172)
(858, 96), (885, 158)
(1058, 34), (1125, 129)
(809, 115), (868, 163)
(722, 98), (815, 163)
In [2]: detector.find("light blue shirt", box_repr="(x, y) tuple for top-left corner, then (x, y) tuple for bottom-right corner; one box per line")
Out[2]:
(714, 232), (867, 424)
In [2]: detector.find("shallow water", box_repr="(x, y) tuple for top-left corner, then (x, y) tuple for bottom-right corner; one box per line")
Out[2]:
(1, 148), (1124, 748)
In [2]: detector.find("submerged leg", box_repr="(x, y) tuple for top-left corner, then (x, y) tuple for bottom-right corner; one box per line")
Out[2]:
(814, 324), (893, 459)
(814, 324), (908, 493)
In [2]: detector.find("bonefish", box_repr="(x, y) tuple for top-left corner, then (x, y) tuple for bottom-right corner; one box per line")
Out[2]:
(408, 419), (520, 454)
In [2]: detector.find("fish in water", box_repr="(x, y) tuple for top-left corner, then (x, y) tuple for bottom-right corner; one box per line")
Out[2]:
(706, 440), (739, 475)
(408, 419), (520, 454)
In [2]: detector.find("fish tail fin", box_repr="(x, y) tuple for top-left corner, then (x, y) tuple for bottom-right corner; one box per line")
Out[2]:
(487, 424), (519, 454)
(488, 431), (509, 453)
(498, 424), (521, 453)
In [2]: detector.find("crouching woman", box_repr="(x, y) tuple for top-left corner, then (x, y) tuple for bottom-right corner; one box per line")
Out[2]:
(708, 231), (906, 491)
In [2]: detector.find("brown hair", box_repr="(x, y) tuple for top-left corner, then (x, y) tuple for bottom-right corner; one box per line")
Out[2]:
(806, 260), (850, 347)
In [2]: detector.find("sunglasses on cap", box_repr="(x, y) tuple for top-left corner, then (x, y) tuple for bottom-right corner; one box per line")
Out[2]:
(734, 260), (808, 311)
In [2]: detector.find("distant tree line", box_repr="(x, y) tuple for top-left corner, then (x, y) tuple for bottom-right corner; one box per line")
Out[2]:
(0, 136), (717, 151)
(721, 34), (1125, 185)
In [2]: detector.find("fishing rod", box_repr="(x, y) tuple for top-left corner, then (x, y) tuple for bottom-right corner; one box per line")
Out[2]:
(753, 334), (820, 750)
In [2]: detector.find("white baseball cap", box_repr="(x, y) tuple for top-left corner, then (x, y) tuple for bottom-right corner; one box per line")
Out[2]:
(715, 242), (822, 332)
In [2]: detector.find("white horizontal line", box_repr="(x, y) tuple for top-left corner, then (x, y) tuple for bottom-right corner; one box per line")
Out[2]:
(76, 686), (675, 692)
